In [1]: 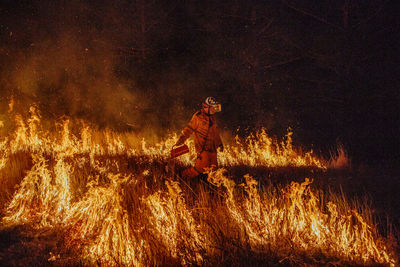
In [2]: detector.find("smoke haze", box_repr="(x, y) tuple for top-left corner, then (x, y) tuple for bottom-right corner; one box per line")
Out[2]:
(0, 0), (398, 162)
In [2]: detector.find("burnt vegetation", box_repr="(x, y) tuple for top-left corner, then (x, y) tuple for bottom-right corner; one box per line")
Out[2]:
(0, 0), (399, 266)
(0, 114), (398, 266)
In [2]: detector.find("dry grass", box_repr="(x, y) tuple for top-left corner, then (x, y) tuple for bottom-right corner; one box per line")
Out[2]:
(0, 112), (398, 266)
(0, 153), (397, 266)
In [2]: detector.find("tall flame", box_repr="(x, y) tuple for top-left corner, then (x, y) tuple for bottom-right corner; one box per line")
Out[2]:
(208, 168), (394, 265)
(0, 107), (396, 266)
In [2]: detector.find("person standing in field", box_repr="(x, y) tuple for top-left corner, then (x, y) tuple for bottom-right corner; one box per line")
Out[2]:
(175, 97), (224, 178)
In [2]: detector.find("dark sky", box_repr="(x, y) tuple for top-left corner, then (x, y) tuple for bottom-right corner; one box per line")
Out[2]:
(0, 0), (398, 164)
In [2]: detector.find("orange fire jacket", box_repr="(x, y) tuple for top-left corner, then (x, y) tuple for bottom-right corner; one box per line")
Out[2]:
(179, 110), (223, 154)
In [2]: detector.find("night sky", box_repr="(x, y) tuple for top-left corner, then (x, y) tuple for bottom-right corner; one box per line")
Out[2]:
(0, 0), (398, 164)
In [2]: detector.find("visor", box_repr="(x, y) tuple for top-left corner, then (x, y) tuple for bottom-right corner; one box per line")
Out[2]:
(211, 103), (221, 113)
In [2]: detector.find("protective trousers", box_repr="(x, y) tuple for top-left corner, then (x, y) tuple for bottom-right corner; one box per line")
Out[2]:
(182, 151), (218, 179)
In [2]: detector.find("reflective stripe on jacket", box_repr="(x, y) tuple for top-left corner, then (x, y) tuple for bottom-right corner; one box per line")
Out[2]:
(180, 110), (222, 153)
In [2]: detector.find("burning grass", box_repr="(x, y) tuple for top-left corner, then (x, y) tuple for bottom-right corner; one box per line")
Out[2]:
(0, 108), (397, 266)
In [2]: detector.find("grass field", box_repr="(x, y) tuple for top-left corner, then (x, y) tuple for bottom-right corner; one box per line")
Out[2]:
(0, 107), (398, 266)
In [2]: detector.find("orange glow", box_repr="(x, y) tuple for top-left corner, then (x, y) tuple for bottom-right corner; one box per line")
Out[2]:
(0, 107), (396, 266)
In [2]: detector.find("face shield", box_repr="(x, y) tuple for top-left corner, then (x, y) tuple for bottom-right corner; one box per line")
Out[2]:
(209, 102), (221, 114)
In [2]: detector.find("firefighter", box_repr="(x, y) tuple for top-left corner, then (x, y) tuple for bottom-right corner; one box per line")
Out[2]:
(175, 97), (223, 178)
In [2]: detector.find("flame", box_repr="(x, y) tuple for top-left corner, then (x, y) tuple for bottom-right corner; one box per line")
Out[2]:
(0, 138), (8, 170)
(219, 129), (325, 168)
(208, 169), (394, 265)
(64, 173), (148, 265)
(0, 107), (397, 266)
(8, 96), (14, 113)
(144, 180), (208, 265)
(4, 106), (324, 168)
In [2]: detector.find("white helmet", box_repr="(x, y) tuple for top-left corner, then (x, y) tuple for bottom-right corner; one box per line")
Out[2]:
(203, 97), (221, 114)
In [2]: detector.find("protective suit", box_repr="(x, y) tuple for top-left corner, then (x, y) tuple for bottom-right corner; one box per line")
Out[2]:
(176, 98), (223, 178)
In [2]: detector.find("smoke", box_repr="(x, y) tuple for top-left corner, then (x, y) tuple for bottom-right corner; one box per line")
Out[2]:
(2, 0), (396, 163)
(11, 34), (136, 124)
(0, 1), (214, 141)
(0, 1), (169, 137)
(0, 0), (277, 139)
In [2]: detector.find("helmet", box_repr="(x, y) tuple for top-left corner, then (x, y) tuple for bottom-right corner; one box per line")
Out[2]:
(205, 97), (217, 106)
(203, 97), (221, 114)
